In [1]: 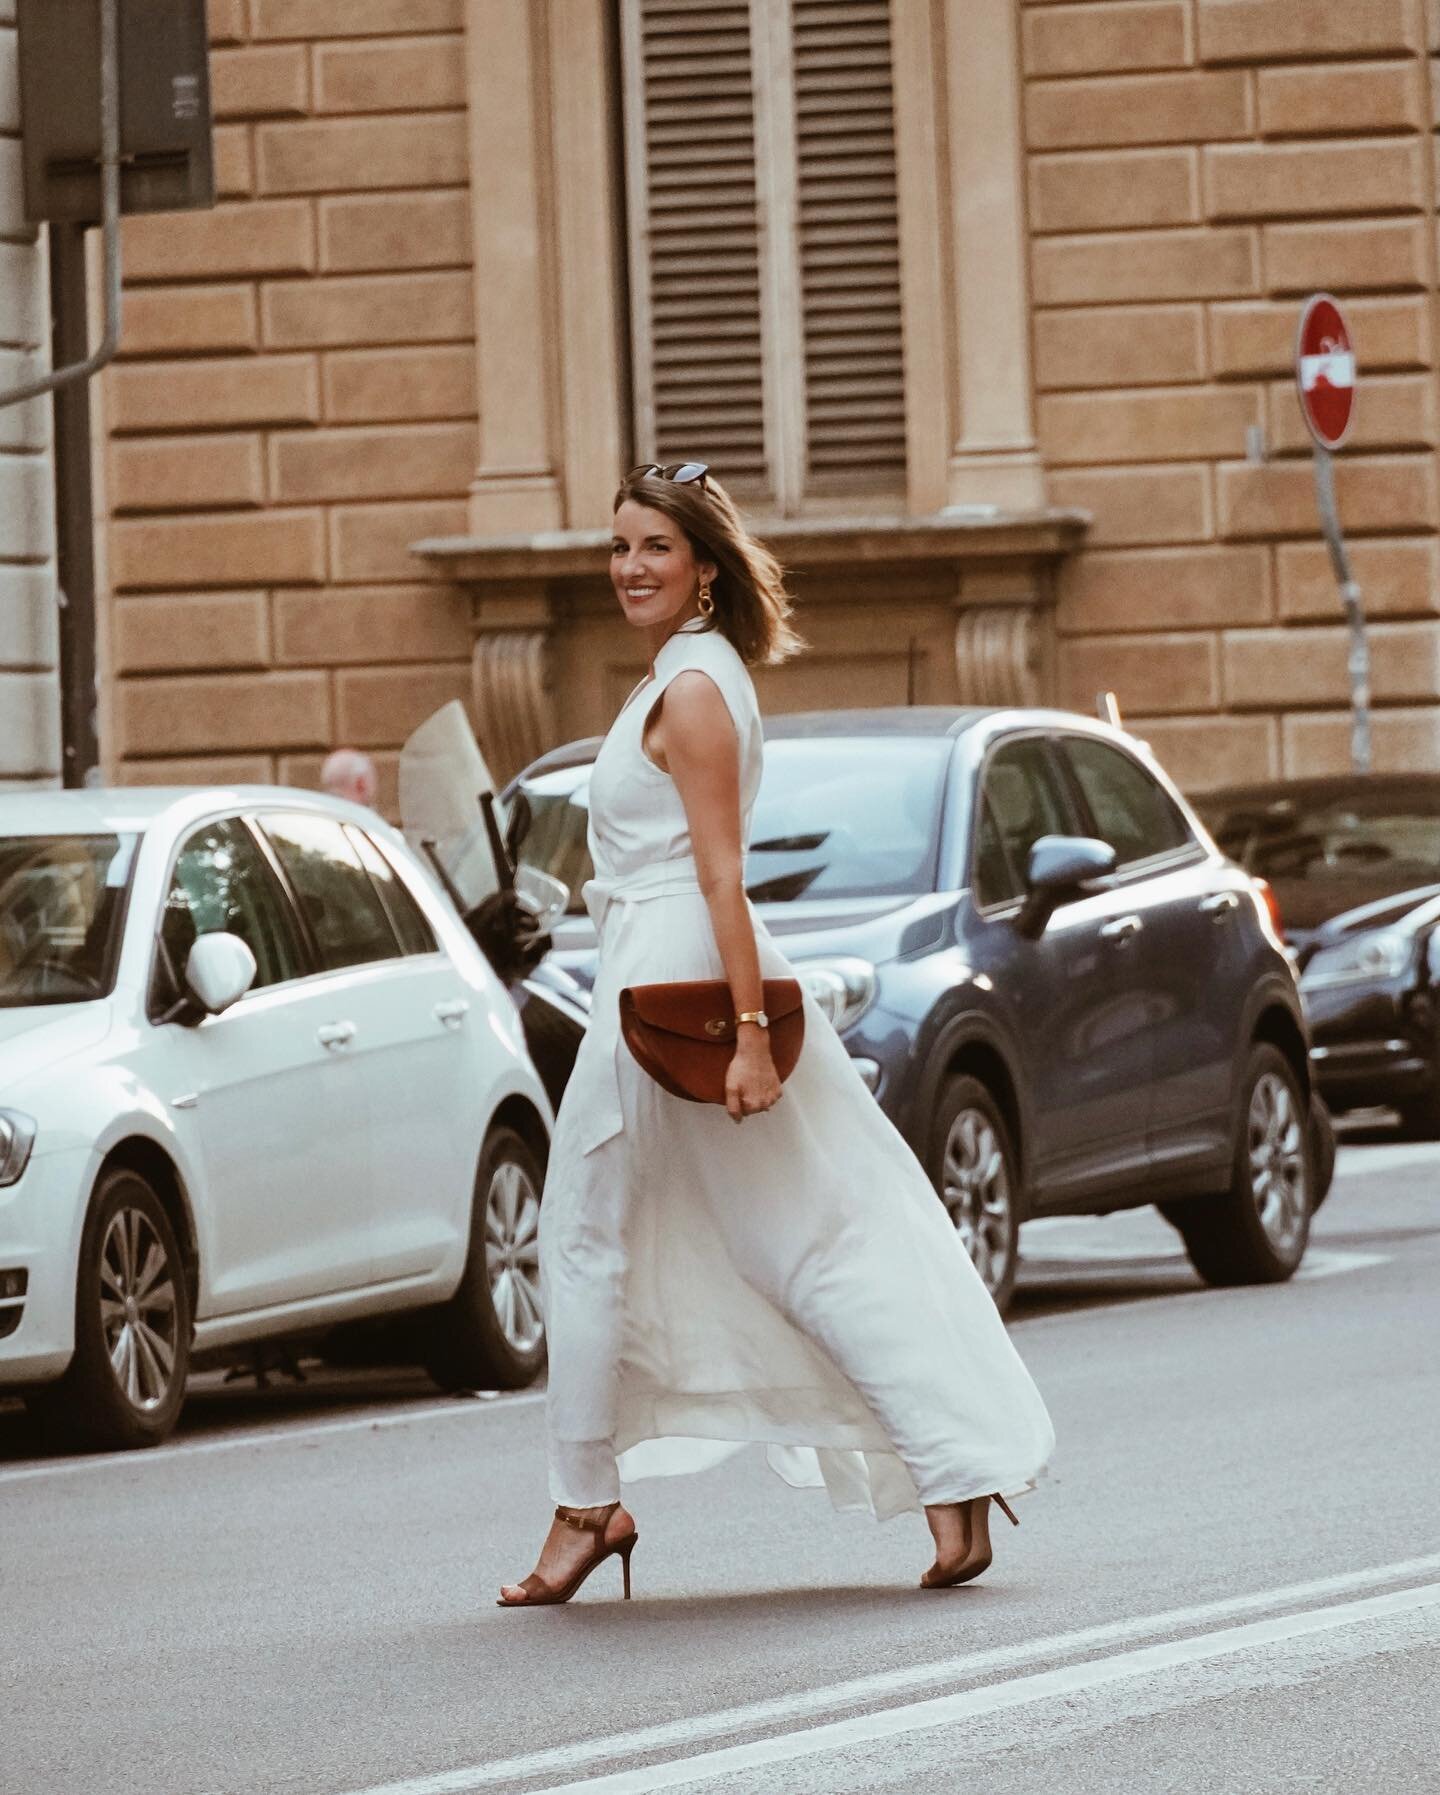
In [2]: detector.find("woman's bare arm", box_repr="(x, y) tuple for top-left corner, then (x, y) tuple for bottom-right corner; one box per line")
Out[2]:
(649, 671), (781, 1121)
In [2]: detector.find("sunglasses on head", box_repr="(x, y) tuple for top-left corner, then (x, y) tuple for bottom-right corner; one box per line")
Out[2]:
(628, 461), (710, 492)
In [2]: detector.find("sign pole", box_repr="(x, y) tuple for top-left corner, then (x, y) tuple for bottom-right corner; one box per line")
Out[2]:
(1312, 445), (1371, 774)
(1296, 293), (1368, 774)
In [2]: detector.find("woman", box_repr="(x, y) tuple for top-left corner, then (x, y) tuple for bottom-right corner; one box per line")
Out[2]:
(499, 465), (1054, 1606)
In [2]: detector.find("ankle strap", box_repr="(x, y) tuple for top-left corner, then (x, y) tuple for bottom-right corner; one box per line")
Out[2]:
(555, 1503), (617, 1534)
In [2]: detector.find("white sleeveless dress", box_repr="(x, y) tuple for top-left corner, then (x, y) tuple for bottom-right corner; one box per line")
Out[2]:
(539, 623), (1054, 1518)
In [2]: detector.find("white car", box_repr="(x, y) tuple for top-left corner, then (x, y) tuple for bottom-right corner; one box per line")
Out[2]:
(0, 787), (552, 1450)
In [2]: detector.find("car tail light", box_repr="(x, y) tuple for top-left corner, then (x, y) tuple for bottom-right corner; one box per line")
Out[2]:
(1255, 877), (1284, 938)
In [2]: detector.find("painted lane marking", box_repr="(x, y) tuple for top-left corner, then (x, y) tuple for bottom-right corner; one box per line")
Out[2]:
(1335, 1141), (1440, 1174)
(0, 1387), (545, 1486)
(1294, 1248), (1390, 1281)
(531, 1582), (1440, 1795)
(324, 1554), (1440, 1795)
(1020, 1243), (1388, 1279)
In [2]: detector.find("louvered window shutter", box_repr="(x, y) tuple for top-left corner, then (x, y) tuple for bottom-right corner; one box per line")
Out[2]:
(792, 0), (905, 488)
(620, 0), (905, 508)
(621, 1), (768, 488)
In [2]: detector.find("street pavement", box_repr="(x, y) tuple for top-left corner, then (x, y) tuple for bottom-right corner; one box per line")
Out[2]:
(3, 1136), (1437, 1795)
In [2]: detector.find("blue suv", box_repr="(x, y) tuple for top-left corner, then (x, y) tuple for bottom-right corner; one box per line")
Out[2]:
(508, 707), (1321, 1312)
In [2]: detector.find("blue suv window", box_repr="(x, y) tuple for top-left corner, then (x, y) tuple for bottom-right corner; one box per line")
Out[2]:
(747, 738), (951, 901)
(1062, 737), (1193, 869)
(975, 738), (1074, 907)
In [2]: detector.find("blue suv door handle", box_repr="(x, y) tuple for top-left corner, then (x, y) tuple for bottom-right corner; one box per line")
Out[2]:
(1100, 914), (1143, 946)
(1200, 891), (1241, 921)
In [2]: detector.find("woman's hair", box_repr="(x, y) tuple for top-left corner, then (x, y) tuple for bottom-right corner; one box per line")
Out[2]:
(611, 470), (804, 667)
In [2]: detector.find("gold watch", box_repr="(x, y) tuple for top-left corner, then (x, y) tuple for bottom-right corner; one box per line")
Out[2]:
(735, 1009), (769, 1029)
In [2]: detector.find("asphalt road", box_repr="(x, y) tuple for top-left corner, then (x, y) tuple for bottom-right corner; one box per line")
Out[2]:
(4, 1136), (1437, 1795)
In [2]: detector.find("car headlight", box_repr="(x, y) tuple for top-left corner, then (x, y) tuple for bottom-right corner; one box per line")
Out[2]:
(0, 1110), (36, 1187)
(1301, 929), (1415, 992)
(796, 957), (877, 1034)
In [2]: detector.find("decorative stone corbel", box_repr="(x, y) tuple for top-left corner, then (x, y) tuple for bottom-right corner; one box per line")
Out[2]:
(471, 629), (556, 784)
(954, 605), (1050, 708)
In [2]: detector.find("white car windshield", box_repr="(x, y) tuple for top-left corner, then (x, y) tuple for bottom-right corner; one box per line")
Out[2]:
(0, 833), (138, 1007)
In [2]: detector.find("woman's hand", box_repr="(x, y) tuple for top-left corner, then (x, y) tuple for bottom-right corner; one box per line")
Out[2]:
(726, 1034), (782, 1124)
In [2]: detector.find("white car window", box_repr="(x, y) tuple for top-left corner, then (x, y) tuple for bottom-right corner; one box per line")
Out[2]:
(161, 819), (305, 992)
(346, 826), (438, 956)
(260, 813), (402, 972)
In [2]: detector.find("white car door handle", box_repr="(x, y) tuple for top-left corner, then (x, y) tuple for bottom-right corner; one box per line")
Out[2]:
(1100, 915), (1143, 946)
(1200, 891), (1241, 920)
(434, 998), (470, 1027)
(317, 1021), (356, 1050)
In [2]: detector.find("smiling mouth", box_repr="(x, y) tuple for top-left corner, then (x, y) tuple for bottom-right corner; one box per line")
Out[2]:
(625, 587), (659, 599)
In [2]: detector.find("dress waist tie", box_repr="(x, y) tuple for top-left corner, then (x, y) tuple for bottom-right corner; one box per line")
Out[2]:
(577, 858), (705, 1155)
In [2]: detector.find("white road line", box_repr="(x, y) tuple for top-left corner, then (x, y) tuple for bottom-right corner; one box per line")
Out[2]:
(0, 1388), (545, 1486)
(536, 1582), (1440, 1795)
(1294, 1248), (1391, 1281)
(328, 1554), (1440, 1795)
(1336, 1141), (1440, 1174)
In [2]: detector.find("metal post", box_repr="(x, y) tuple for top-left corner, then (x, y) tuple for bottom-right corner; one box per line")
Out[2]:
(1312, 445), (1371, 775)
(51, 225), (100, 786)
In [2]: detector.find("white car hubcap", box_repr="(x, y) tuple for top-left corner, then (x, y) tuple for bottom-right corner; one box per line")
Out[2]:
(99, 1207), (178, 1412)
(484, 1159), (543, 1353)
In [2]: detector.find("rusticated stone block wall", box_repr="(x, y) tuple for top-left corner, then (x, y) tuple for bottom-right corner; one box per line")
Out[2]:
(1024, 0), (1440, 787)
(104, 0), (477, 804)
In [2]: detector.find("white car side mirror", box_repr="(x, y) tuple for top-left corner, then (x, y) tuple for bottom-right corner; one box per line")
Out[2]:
(185, 932), (257, 1017)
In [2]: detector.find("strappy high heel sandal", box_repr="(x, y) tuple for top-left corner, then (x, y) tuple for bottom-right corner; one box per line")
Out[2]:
(920, 1492), (1018, 1590)
(497, 1503), (639, 1607)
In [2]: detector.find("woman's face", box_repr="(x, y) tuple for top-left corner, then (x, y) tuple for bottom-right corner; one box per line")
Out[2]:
(610, 500), (716, 632)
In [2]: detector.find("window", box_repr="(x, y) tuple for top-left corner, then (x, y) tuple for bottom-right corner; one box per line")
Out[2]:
(160, 820), (303, 995)
(514, 764), (595, 915)
(972, 797), (1019, 909)
(0, 832), (136, 1007)
(620, 0), (904, 510)
(1062, 738), (1193, 870)
(346, 827), (438, 956)
(746, 737), (948, 900)
(974, 739), (1075, 908)
(1198, 790), (1440, 893)
(260, 814), (400, 972)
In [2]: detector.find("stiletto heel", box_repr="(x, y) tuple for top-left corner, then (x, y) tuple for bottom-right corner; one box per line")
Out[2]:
(920, 1492), (1018, 1590)
(498, 1504), (639, 1607)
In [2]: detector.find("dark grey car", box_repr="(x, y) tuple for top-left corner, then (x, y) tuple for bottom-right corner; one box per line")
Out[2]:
(509, 707), (1317, 1312)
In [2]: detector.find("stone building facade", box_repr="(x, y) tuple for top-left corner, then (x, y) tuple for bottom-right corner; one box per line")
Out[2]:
(100, 0), (1440, 804)
(0, 0), (59, 790)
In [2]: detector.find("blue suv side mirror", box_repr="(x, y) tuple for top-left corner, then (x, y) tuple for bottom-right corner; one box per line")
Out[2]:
(1016, 835), (1118, 938)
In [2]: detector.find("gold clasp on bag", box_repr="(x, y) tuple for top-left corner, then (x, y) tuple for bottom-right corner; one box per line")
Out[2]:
(704, 1017), (729, 1036)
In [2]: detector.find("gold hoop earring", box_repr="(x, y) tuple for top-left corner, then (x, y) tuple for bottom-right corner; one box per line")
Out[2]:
(697, 581), (715, 618)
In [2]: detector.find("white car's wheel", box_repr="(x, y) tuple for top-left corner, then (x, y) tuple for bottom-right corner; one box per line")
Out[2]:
(422, 1126), (547, 1392)
(31, 1168), (191, 1450)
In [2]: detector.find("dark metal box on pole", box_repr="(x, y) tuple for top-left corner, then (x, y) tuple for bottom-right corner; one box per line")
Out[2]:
(17, 0), (214, 223)
(11, 1), (215, 786)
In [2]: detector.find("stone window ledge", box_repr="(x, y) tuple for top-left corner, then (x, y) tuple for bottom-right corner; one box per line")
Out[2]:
(411, 506), (1089, 585)
(410, 507), (1089, 780)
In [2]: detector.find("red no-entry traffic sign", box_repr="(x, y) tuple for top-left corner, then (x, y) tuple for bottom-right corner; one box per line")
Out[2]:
(1296, 293), (1356, 450)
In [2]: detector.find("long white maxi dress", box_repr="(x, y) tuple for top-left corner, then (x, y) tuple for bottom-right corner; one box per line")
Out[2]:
(539, 621), (1055, 1517)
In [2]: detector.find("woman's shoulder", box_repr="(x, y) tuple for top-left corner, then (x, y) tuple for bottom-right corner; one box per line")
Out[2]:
(661, 629), (760, 730)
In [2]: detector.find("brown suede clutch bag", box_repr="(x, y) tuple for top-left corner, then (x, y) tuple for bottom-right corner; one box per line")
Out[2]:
(619, 977), (806, 1105)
